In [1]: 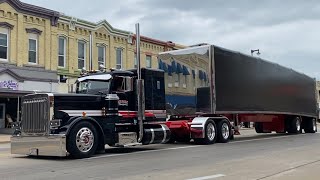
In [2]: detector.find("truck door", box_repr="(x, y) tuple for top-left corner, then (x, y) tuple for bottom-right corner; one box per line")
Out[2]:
(112, 76), (134, 111)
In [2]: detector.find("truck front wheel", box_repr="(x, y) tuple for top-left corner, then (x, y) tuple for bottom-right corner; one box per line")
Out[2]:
(67, 121), (98, 158)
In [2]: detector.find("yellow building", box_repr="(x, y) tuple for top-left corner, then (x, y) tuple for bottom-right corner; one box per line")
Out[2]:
(56, 15), (179, 92)
(0, 0), (186, 130)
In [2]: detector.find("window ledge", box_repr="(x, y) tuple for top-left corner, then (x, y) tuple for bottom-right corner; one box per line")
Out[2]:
(23, 63), (44, 68)
(168, 83), (172, 88)
(174, 82), (179, 87)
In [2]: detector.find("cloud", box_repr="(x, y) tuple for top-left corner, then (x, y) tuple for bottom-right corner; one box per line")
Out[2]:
(22, 0), (320, 79)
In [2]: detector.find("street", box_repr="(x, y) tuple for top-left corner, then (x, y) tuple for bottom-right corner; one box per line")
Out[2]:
(0, 129), (320, 180)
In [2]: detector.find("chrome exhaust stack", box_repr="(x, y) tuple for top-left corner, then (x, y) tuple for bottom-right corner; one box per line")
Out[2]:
(136, 23), (144, 143)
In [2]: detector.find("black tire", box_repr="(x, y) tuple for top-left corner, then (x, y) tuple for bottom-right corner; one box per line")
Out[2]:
(194, 120), (217, 145)
(304, 118), (317, 133)
(287, 117), (302, 134)
(217, 119), (231, 143)
(67, 121), (99, 159)
(255, 122), (263, 133)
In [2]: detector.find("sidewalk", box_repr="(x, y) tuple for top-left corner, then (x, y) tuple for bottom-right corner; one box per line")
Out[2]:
(0, 135), (11, 144)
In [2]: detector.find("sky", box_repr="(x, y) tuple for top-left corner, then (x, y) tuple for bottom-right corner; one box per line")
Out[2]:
(23, 0), (320, 79)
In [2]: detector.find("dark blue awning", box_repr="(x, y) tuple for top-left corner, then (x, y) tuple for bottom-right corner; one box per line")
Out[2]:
(182, 65), (190, 75)
(168, 65), (172, 76)
(162, 63), (168, 72)
(158, 59), (163, 70)
(176, 63), (182, 74)
(199, 70), (203, 80)
(171, 60), (177, 73)
(192, 70), (195, 79)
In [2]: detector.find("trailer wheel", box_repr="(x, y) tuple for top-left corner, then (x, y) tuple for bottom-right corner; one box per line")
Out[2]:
(194, 120), (217, 145)
(254, 122), (263, 133)
(304, 118), (317, 133)
(288, 117), (302, 134)
(67, 121), (98, 158)
(217, 119), (231, 143)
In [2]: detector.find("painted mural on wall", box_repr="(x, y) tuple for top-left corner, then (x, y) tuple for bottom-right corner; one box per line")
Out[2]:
(0, 80), (18, 90)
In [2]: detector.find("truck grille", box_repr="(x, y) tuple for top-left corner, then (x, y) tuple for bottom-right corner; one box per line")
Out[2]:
(21, 94), (50, 135)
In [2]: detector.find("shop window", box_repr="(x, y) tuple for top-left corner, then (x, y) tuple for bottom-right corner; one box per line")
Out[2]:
(58, 36), (66, 67)
(0, 27), (8, 61)
(28, 33), (38, 64)
(98, 45), (105, 67)
(146, 55), (151, 68)
(116, 47), (123, 69)
(78, 41), (86, 69)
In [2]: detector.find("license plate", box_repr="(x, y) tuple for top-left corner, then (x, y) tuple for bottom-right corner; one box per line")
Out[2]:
(28, 148), (38, 156)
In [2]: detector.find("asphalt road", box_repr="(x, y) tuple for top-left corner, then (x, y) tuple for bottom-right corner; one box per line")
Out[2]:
(0, 130), (320, 180)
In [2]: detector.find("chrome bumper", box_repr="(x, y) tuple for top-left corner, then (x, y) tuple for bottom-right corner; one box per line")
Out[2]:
(11, 135), (67, 157)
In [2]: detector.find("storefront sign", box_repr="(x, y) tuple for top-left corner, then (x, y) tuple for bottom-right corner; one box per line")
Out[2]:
(0, 80), (19, 90)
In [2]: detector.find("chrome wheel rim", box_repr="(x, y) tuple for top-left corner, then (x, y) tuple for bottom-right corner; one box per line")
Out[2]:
(313, 119), (317, 132)
(222, 123), (230, 139)
(76, 127), (94, 153)
(296, 118), (301, 131)
(206, 123), (216, 141)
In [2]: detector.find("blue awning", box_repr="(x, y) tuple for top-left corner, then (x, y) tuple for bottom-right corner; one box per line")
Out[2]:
(182, 65), (190, 75)
(176, 63), (182, 74)
(199, 70), (203, 80)
(192, 70), (195, 79)
(158, 59), (163, 70)
(162, 63), (168, 72)
(168, 65), (172, 76)
(171, 60), (177, 73)
(203, 72), (207, 81)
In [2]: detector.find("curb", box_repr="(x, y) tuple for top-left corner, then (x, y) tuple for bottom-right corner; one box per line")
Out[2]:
(0, 141), (10, 144)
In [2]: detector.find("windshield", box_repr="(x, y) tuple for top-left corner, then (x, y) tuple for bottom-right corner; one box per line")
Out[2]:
(77, 80), (110, 94)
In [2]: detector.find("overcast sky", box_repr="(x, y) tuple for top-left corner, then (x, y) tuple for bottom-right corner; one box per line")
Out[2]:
(23, 0), (320, 79)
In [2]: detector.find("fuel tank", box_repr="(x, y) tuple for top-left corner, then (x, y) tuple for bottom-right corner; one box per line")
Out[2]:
(142, 124), (171, 145)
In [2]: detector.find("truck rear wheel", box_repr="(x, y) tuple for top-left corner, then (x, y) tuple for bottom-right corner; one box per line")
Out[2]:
(288, 117), (302, 134)
(194, 120), (217, 145)
(217, 119), (231, 143)
(67, 121), (98, 158)
(255, 122), (263, 133)
(304, 118), (317, 133)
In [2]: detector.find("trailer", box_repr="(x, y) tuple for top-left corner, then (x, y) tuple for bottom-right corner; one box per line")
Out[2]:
(159, 45), (318, 144)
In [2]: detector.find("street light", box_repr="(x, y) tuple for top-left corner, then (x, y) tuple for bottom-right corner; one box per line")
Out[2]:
(251, 49), (260, 56)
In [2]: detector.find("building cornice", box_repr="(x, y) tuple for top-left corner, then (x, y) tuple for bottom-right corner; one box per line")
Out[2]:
(0, 0), (60, 26)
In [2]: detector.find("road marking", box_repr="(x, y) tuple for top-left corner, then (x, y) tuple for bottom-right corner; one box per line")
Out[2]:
(186, 174), (225, 180)
(83, 134), (308, 161)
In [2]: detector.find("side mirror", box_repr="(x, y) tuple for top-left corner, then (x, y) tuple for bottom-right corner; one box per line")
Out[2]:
(124, 77), (134, 91)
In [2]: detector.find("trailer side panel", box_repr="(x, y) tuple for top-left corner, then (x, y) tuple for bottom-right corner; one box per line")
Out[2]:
(214, 46), (317, 117)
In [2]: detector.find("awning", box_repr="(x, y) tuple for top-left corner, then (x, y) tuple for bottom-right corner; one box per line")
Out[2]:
(158, 59), (163, 69)
(162, 63), (168, 72)
(199, 70), (203, 80)
(203, 72), (207, 81)
(192, 70), (195, 79)
(168, 65), (173, 76)
(182, 65), (190, 75)
(176, 63), (182, 74)
(171, 60), (177, 73)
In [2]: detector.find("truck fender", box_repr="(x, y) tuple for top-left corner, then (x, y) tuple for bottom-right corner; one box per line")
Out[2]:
(65, 117), (105, 142)
(190, 116), (229, 138)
